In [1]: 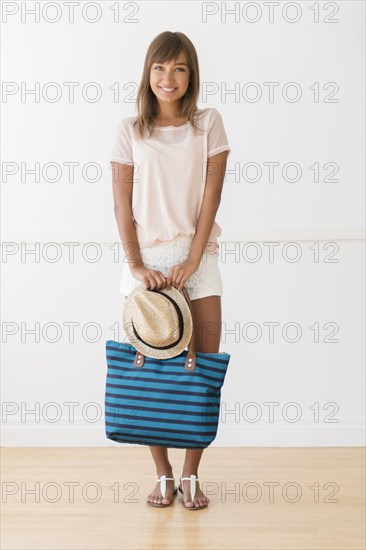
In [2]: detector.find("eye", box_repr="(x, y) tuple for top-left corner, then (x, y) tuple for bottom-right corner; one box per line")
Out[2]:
(153, 65), (186, 71)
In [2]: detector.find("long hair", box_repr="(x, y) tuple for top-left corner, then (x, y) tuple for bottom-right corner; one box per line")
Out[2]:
(133, 31), (202, 139)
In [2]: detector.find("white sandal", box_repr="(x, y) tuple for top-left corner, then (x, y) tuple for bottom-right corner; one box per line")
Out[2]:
(179, 474), (209, 510)
(146, 475), (178, 508)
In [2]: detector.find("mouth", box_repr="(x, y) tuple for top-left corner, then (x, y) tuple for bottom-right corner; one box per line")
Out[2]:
(159, 86), (177, 95)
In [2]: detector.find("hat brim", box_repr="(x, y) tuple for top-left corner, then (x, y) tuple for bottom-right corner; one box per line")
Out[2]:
(122, 284), (193, 359)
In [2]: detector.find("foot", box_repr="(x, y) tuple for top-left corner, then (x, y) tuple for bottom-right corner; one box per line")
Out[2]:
(146, 474), (176, 506)
(179, 474), (210, 508)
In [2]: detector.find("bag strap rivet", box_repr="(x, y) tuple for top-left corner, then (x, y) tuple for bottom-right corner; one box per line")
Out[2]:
(133, 352), (145, 367)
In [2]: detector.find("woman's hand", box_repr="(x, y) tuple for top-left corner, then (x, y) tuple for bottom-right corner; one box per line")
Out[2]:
(166, 258), (200, 291)
(130, 263), (167, 290)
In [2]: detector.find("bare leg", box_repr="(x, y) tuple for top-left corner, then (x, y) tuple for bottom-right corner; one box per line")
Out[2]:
(180, 295), (221, 508)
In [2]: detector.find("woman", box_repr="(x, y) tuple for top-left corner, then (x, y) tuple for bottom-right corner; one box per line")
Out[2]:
(110, 31), (230, 510)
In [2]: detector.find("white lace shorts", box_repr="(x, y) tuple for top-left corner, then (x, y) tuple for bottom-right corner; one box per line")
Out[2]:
(120, 235), (223, 300)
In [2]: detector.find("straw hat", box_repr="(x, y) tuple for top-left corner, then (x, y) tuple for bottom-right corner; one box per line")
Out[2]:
(123, 284), (193, 359)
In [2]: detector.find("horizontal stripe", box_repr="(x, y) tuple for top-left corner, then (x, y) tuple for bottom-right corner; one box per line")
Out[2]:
(105, 391), (219, 407)
(107, 354), (229, 376)
(105, 410), (219, 427)
(106, 382), (220, 399)
(107, 362), (225, 383)
(107, 354), (229, 375)
(106, 432), (210, 448)
(106, 372), (219, 391)
(106, 430), (212, 447)
(105, 420), (218, 437)
(106, 415), (218, 433)
(106, 344), (229, 369)
(105, 402), (219, 417)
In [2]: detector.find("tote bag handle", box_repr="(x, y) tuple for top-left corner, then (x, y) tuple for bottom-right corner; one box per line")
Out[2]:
(180, 286), (197, 368)
(132, 285), (198, 371)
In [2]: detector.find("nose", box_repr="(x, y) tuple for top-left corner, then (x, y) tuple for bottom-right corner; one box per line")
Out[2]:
(160, 68), (177, 82)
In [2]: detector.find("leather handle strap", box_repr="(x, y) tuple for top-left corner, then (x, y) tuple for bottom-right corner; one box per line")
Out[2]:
(180, 286), (197, 371)
(133, 285), (197, 371)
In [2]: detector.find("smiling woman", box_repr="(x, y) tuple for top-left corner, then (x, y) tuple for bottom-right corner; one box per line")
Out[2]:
(149, 56), (191, 128)
(150, 57), (190, 107)
(128, 31), (202, 140)
(109, 30), (231, 511)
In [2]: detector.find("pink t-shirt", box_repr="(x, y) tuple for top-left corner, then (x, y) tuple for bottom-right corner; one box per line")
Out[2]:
(110, 107), (230, 249)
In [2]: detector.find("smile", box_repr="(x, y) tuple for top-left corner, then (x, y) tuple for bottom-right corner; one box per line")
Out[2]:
(159, 86), (177, 94)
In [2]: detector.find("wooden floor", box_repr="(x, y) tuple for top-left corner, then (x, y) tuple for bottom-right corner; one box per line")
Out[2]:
(1, 447), (365, 549)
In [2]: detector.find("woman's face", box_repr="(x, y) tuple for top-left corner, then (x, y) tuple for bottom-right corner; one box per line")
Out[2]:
(149, 51), (190, 107)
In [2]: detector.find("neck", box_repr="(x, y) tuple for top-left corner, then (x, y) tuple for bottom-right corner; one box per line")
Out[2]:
(155, 101), (183, 121)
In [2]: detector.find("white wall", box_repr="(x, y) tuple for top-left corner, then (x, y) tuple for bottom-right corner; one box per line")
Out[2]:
(2, 1), (365, 446)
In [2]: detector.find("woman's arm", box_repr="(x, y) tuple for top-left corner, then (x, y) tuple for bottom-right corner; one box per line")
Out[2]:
(187, 150), (229, 264)
(111, 161), (143, 268)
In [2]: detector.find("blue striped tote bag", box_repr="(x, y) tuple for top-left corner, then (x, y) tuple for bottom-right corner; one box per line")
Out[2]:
(105, 289), (231, 449)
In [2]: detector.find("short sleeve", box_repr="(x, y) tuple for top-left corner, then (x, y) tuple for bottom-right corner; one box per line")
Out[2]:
(207, 108), (231, 159)
(110, 119), (134, 165)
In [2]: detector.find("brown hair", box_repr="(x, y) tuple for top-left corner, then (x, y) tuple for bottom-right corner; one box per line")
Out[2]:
(133, 31), (202, 139)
